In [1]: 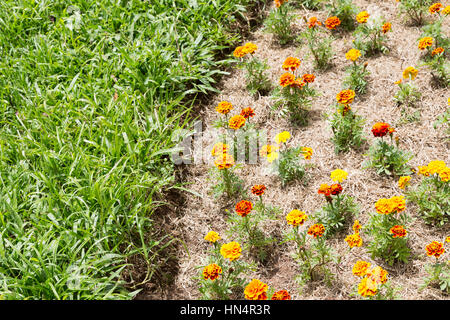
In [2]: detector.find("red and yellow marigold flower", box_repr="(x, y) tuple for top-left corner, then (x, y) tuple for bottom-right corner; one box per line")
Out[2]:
(367, 266), (388, 284)
(425, 241), (445, 258)
(390, 196), (406, 213)
(381, 22), (391, 33)
(336, 89), (356, 105)
(279, 72), (296, 87)
(427, 160), (446, 175)
(324, 16), (341, 30)
(318, 183), (332, 197)
(345, 233), (363, 248)
(233, 46), (246, 58)
(228, 114), (246, 130)
(398, 176), (411, 189)
(443, 5), (450, 15)
(429, 3), (443, 14)
(307, 223), (325, 238)
(301, 147), (313, 160)
(220, 241), (242, 261)
(251, 184), (266, 196)
(244, 279), (268, 300)
(418, 37), (433, 50)
(214, 153), (235, 170)
(418, 165), (430, 176)
(202, 263), (222, 281)
(330, 183), (343, 195)
(282, 57), (301, 72)
(352, 260), (371, 277)
(235, 200), (253, 217)
(308, 16), (321, 28)
(390, 225), (407, 238)
(240, 107), (255, 119)
(439, 167), (450, 182)
(356, 11), (370, 23)
(371, 122), (391, 137)
(353, 220), (362, 233)
(432, 47), (444, 56)
(286, 209), (308, 227)
(358, 277), (378, 297)
(216, 101), (233, 114)
(211, 142), (228, 157)
(243, 42), (258, 55)
(271, 290), (291, 300)
(302, 74), (315, 83)
(204, 231), (221, 243)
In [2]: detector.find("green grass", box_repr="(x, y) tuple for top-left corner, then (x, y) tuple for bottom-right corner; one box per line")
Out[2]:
(0, 0), (263, 299)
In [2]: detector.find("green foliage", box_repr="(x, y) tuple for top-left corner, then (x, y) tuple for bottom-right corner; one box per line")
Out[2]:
(327, 106), (366, 154)
(434, 107), (450, 139)
(421, 261), (450, 294)
(420, 17), (450, 52)
(406, 175), (450, 226)
(353, 15), (390, 56)
(302, 26), (335, 70)
(294, 0), (324, 10)
(364, 139), (413, 177)
(394, 80), (422, 109)
(343, 63), (370, 95)
(264, 3), (295, 45)
(274, 146), (308, 187)
(237, 56), (273, 96)
(325, 0), (358, 31)
(424, 51), (450, 88)
(364, 211), (411, 266)
(397, 0), (433, 26)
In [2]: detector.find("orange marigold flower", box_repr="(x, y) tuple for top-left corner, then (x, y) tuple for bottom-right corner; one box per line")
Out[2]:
(352, 260), (371, 277)
(240, 107), (255, 119)
(390, 225), (407, 238)
(286, 209), (308, 227)
(367, 266), (388, 284)
(375, 198), (395, 215)
(220, 241), (242, 261)
(330, 183), (343, 195)
(353, 220), (362, 233)
(318, 184), (332, 197)
(202, 263), (222, 281)
(426, 241), (445, 258)
(211, 142), (228, 157)
(244, 279), (268, 300)
(243, 42), (258, 55)
(345, 233), (363, 248)
(279, 72), (296, 87)
(302, 74), (315, 83)
(403, 66), (418, 80)
(390, 195), (406, 213)
(274, 0), (288, 8)
(216, 101), (233, 114)
(325, 16), (341, 30)
(432, 47), (444, 56)
(356, 11), (370, 24)
(358, 277), (378, 297)
(429, 3), (443, 14)
(214, 153), (235, 170)
(228, 114), (246, 130)
(233, 46), (247, 58)
(271, 290), (291, 300)
(235, 200), (253, 217)
(307, 223), (325, 238)
(290, 78), (306, 89)
(308, 16), (321, 28)
(282, 57), (301, 72)
(336, 89), (356, 105)
(382, 22), (391, 33)
(251, 184), (266, 196)
(204, 231), (221, 243)
(301, 147), (313, 160)
(371, 122), (390, 137)
(418, 37), (433, 50)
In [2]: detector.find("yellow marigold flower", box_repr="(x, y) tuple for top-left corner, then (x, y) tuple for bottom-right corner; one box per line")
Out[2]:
(220, 241), (242, 261)
(390, 195), (406, 213)
(429, 3), (443, 14)
(390, 225), (407, 238)
(301, 147), (313, 160)
(214, 153), (235, 170)
(443, 5), (450, 15)
(267, 151), (279, 163)
(307, 223), (325, 238)
(402, 66), (418, 80)
(336, 89), (356, 105)
(244, 279), (268, 300)
(286, 209), (308, 227)
(275, 131), (291, 144)
(445, 236), (450, 243)
(381, 22), (391, 33)
(330, 169), (348, 183)
(211, 142), (228, 157)
(439, 167), (450, 182)
(233, 46), (247, 58)
(259, 145), (279, 157)
(375, 198), (395, 215)
(398, 176), (411, 189)
(282, 57), (301, 72)
(427, 160), (446, 175)
(367, 266), (388, 284)
(216, 101), (233, 114)
(204, 231), (221, 243)
(418, 37), (433, 50)
(356, 11), (370, 23)
(228, 114), (246, 130)
(353, 260), (371, 277)
(345, 233), (363, 248)
(345, 48), (361, 62)
(202, 263), (222, 281)
(243, 42), (258, 55)
(418, 165), (430, 176)
(353, 220), (362, 233)
(358, 277), (378, 297)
